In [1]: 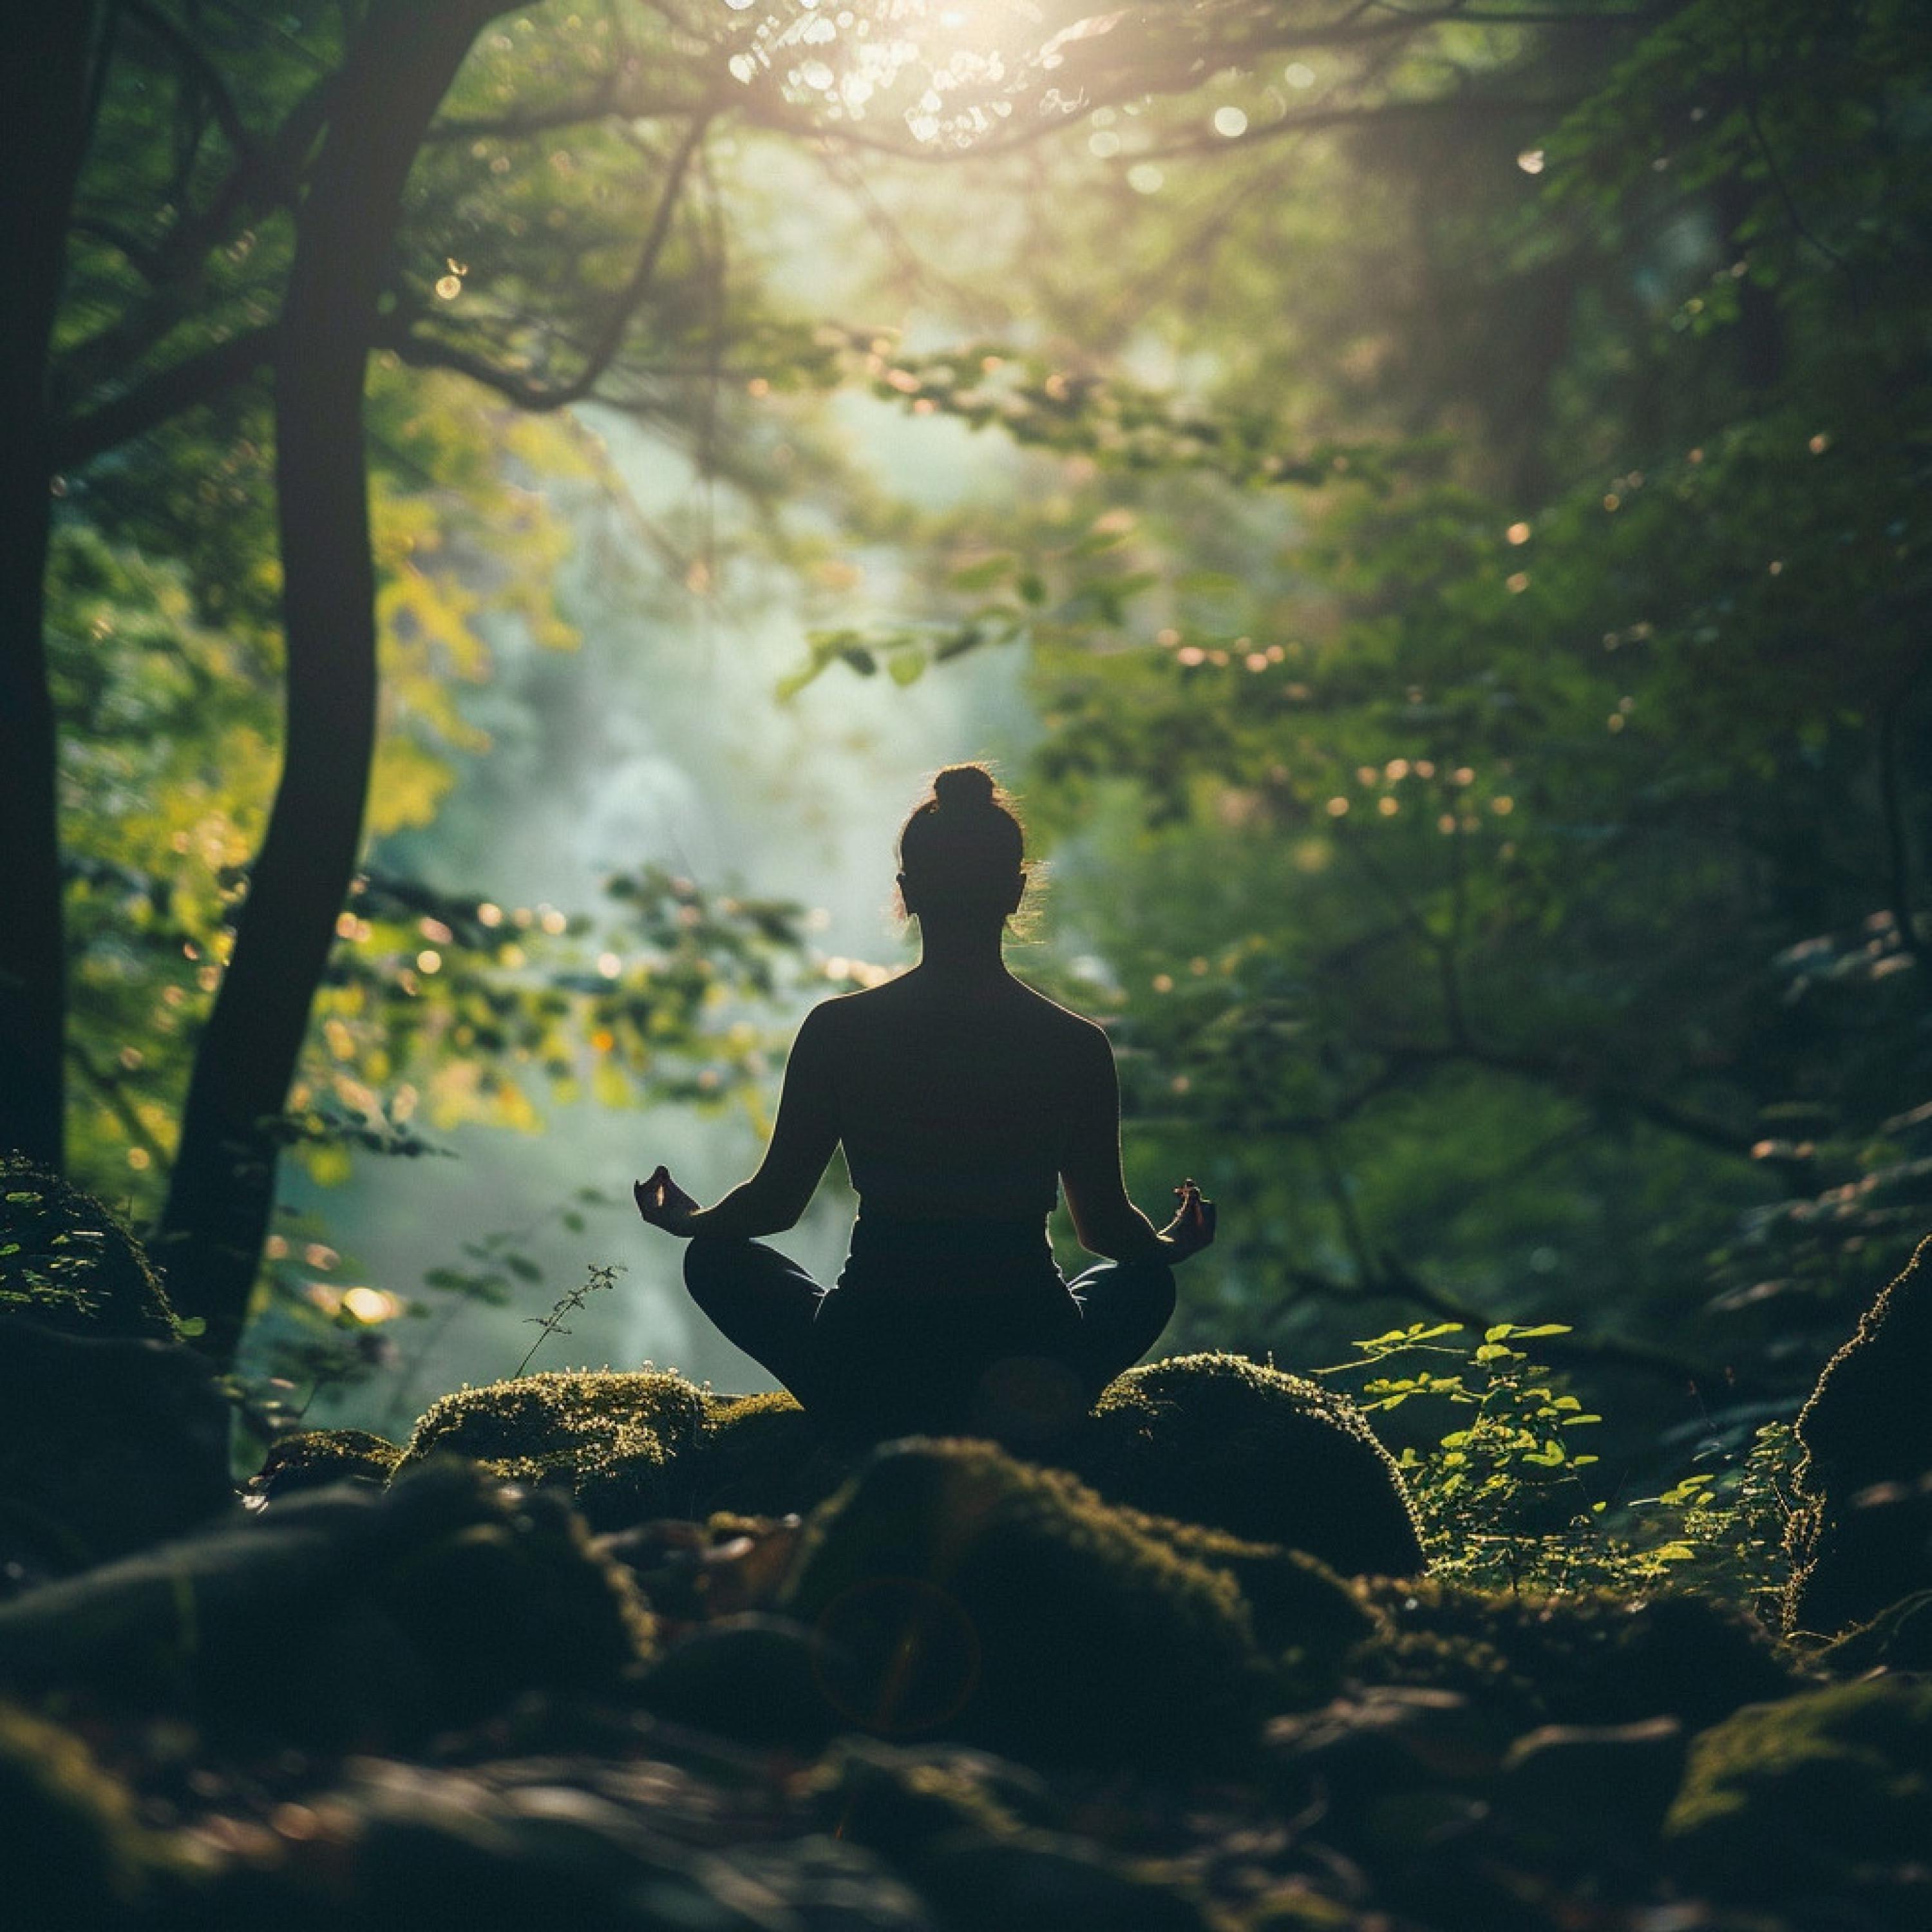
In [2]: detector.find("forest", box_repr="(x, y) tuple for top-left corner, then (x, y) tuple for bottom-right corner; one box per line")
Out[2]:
(3, 1), (1930, 1926)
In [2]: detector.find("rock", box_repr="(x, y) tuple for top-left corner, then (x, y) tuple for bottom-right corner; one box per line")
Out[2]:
(1816, 1586), (1932, 1675)
(1106, 1506), (1379, 1680)
(0, 1699), (183, 1926)
(1068, 1354), (1425, 1578)
(1351, 1578), (1795, 1734)
(802, 1736), (1059, 1855)
(597, 1513), (806, 1624)
(780, 1437), (1283, 1766)
(400, 1372), (853, 1530)
(252, 1428), (403, 1499)
(0, 1312), (232, 1587)
(914, 1834), (1211, 1932)
(1665, 1678), (1932, 1911)
(0, 1155), (179, 1340)
(0, 1162), (230, 1586)
(1785, 1233), (1932, 1635)
(347, 1758), (801, 1932)
(389, 1354), (1423, 1584)
(1264, 1685), (1500, 1806)
(639, 1615), (838, 1753)
(0, 1460), (654, 1745)
(1498, 1714), (1687, 1843)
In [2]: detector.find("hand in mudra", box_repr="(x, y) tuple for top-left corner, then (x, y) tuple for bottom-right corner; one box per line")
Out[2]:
(634, 1164), (700, 1236)
(1161, 1179), (1217, 1260)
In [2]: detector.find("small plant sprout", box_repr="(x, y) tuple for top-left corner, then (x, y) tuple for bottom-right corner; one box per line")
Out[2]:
(516, 1260), (626, 1377)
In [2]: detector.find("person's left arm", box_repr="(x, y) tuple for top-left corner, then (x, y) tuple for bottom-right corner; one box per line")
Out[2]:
(635, 1004), (842, 1240)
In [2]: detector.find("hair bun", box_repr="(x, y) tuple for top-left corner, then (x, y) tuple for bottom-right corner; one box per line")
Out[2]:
(932, 764), (998, 811)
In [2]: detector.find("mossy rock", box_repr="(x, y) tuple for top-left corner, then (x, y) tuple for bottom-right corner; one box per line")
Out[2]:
(395, 1356), (1422, 1583)
(1814, 1587), (1932, 1676)
(1666, 1678), (1932, 1904)
(252, 1427), (405, 1499)
(0, 1701), (182, 1926)
(1785, 1234), (1932, 1636)
(780, 1437), (1294, 1766)
(0, 1460), (654, 1745)
(0, 1314), (232, 1580)
(1352, 1578), (1797, 1735)
(0, 1155), (177, 1340)
(400, 1371), (850, 1529)
(1067, 1354), (1425, 1578)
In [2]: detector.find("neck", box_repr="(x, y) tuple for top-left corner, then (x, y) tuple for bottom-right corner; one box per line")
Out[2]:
(914, 918), (1008, 979)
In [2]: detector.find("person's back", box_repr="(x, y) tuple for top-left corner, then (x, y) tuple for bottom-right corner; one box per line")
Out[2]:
(823, 971), (1095, 1224)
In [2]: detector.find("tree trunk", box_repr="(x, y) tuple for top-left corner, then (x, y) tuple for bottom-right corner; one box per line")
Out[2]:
(159, 1), (502, 1366)
(0, 5), (104, 1167)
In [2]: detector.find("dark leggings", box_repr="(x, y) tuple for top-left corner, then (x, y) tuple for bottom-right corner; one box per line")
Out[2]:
(683, 1233), (1175, 1446)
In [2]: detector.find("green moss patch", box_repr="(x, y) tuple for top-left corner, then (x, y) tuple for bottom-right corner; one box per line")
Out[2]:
(1667, 1678), (1932, 1903)
(0, 1155), (178, 1341)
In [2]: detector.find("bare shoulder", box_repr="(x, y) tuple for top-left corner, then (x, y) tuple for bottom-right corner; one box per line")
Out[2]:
(1009, 979), (1115, 1063)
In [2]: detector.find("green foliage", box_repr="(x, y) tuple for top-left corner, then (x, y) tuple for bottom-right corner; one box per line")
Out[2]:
(1320, 1322), (1798, 1605)
(1320, 1320), (1603, 1587)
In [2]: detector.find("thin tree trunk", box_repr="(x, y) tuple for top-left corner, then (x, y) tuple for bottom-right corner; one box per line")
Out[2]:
(159, 1), (501, 1365)
(0, 6), (105, 1168)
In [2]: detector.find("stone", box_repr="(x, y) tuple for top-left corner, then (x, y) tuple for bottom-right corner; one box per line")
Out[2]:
(0, 1460), (654, 1745)
(1351, 1578), (1794, 1734)
(1499, 1714), (1687, 1842)
(639, 1614), (838, 1753)
(0, 1161), (230, 1587)
(399, 1371), (854, 1530)
(779, 1437), (1283, 1766)
(1068, 1354), (1425, 1578)
(0, 1312), (232, 1587)
(0, 1155), (179, 1341)
(1665, 1678), (1932, 1909)
(1786, 1235), (1932, 1636)
(251, 1427), (404, 1499)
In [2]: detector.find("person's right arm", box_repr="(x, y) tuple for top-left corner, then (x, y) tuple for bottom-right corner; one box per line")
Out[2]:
(637, 1003), (842, 1240)
(1058, 1023), (1213, 1263)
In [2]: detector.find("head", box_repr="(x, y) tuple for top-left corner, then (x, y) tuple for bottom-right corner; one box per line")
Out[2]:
(895, 764), (1030, 938)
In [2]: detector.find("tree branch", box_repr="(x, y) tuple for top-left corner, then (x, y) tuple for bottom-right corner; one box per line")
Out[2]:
(120, 0), (261, 164)
(54, 324), (279, 467)
(377, 109), (712, 411)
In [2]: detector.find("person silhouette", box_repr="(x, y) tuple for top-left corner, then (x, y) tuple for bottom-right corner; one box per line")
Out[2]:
(634, 763), (1215, 1444)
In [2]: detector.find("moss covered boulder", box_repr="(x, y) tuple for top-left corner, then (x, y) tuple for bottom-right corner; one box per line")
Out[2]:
(1785, 1234), (1932, 1636)
(779, 1436), (1341, 1766)
(399, 1370), (838, 1529)
(1068, 1354), (1425, 1578)
(1666, 1678), (1932, 1910)
(0, 1155), (178, 1340)
(395, 1353), (1422, 1585)
(0, 1700), (193, 1926)
(253, 1427), (406, 1499)
(0, 1459), (654, 1745)
(1351, 1578), (1795, 1735)
(0, 1159), (231, 1582)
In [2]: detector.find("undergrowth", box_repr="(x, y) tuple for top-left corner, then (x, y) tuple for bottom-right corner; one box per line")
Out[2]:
(1316, 1321), (1798, 1613)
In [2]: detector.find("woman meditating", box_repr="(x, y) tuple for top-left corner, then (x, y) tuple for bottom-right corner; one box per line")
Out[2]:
(633, 764), (1215, 1444)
